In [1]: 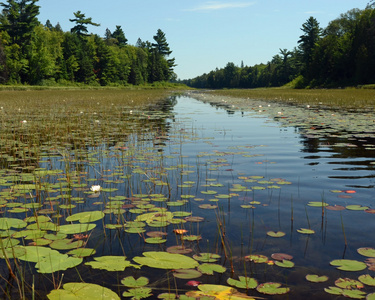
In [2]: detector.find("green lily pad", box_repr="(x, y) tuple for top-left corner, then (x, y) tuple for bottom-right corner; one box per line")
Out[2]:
(267, 231), (285, 238)
(47, 282), (120, 300)
(227, 276), (258, 289)
(67, 248), (96, 258)
(49, 239), (84, 250)
(297, 228), (315, 234)
(182, 235), (202, 241)
(66, 211), (105, 223)
(324, 286), (343, 295)
(0, 218), (27, 230)
(0, 246), (26, 259)
(346, 205), (369, 211)
(357, 247), (375, 258)
(275, 259), (295, 268)
(197, 263), (226, 275)
(305, 274), (329, 283)
(330, 259), (367, 271)
(245, 254), (268, 263)
(256, 282), (290, 295)
(121, 276), (149, 288)
(85, 256), (136, 271)
(59, 223), (96, 234)
(198, 204), (217, 209)
(144, 237), (167, 244)
(193, 253), (220, 262)
(122, 287), (152, 300)
(358, 274), (375, 286)
(186, 284), (254, 299)
(173, 269), (202, 279)
(307, 201), (329, 207)
(335, 278), (363, 289)
(133, 251), (199, 269)
(18, 246), (83, 273)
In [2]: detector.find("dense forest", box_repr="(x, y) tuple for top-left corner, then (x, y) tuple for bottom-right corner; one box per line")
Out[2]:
(0, 0), (176, 86)
(183, 3), (375, 89)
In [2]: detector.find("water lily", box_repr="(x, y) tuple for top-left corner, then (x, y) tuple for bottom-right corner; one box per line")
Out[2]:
(90, 185), (101, 193)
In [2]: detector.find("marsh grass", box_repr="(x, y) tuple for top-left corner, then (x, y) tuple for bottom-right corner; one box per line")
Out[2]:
(209, 88), (375, 109)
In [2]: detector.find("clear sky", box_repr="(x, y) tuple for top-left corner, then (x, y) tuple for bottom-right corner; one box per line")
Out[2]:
(36, 0), (370, 80)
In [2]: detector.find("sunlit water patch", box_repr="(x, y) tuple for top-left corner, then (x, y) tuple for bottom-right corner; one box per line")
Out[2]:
(1, 93), (375, 299)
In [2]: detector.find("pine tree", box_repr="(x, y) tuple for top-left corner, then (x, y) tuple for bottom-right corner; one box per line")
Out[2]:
(111, 25), (127, 47)
(0, 0), (40, 45)
(69, 11), (99, 37)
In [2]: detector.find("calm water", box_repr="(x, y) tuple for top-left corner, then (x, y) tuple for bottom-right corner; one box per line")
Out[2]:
(3, 94), (375, 299)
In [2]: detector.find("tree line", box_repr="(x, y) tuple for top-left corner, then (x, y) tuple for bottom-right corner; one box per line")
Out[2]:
(0, 0), (176, 85)
(183, 3), (375, 89)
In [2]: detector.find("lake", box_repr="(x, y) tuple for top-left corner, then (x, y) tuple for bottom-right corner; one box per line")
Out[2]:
(1, 91), (375, 299)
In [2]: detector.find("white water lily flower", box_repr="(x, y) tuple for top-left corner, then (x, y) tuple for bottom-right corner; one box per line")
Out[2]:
(90, 185), (101, 193)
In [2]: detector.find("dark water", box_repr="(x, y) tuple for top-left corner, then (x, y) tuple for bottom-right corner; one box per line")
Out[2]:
(2, 94), (375, 299)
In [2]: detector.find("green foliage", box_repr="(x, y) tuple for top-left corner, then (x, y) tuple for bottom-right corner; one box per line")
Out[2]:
(185, 5), (375, 89)
(0, 4), (175, 85)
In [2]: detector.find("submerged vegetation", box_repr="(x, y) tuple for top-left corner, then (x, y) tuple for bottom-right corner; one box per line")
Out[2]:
(183, 3), (375, 89)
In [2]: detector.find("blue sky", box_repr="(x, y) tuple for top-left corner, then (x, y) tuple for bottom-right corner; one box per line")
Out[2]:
(37, 0), (370, 80)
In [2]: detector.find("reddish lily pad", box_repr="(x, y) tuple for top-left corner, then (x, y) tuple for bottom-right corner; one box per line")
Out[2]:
(173, 269), (202, 279)
(271, 253), (293, 261)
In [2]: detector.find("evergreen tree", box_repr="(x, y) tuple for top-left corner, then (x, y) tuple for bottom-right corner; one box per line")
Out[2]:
(298, 16), (322, 79)
(111, 25), (127, 47)
(0, 0), (40, 45)
(69, 11), (99, 37)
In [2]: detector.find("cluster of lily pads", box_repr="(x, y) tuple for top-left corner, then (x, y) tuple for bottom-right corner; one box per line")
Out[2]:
(1, 90), (375, 299)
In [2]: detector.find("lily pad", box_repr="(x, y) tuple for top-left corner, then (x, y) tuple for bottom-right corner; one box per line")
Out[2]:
(275, 259), (295, 268)
(297, 228), (315, 234)
(193, 253), (220, 262)
(173, 269), (202, 279)
(330, 259), (367, 271)
(85, 256), (136, 271)
(197, 263), (226, 275)
(256, 282), (290, 295)
(121, 276), (149, 288)
(133, 251), (199, 269)
(227, 276), (258, 289)
(245, 254), (268, 263)
(358, 274), (375, 286)
(166, 245), (192, 254)
(186, 284), (254, 299)
(267, 231), (285, 238)
(307, 201), (329, 207)
(59, 223), (96, 234)
(122, 287), (152, 300)
(0, 218), (27, 230)
(66, 211), (105, 223)
(358, 247), (375, 258)
(335, 278), (363, 289)
(49, 239), (84, 250)
(67, 248), (96, 258)
(305, 274), (329, 283)
(47, 282), (120, 300)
